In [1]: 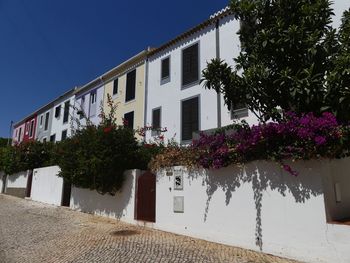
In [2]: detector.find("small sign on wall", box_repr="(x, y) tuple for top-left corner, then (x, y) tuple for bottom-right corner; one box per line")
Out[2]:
(174, 196), (184, 213)
(174, 170), (183, 190)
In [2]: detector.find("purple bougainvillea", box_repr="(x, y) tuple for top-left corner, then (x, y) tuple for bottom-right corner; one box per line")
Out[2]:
(191, 112), (350, 176)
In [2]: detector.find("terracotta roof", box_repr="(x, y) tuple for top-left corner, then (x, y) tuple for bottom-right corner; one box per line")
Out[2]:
(148, 7), (232, 57)
(75, 48), (154, 96)
(13, 87), (77, 128)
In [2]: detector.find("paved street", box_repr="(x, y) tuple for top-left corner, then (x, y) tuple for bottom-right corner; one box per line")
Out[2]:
(0, 194), (298, 263)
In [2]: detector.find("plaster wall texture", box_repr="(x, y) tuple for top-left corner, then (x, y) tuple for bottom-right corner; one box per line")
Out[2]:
(31, 166), (63, 206)
(153, 159), (350, 263)
(70, 169), (140, 225)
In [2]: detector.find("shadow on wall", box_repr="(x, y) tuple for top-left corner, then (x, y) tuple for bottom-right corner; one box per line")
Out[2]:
(72, 171), (135, 220)
(188, 160), (324, 251)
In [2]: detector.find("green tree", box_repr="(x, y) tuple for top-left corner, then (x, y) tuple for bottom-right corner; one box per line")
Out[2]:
(0, 138), (10, 148)
(202, 0), (341, 121)
(325, 10), (350, 122)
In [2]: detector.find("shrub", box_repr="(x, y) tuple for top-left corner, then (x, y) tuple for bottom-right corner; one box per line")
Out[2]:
(150, 112), (350, 176)
(0, 141), (55, 175)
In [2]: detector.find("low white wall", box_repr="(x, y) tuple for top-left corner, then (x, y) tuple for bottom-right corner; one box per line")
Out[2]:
(31, 166), (63, 206)
(6, 170), (28, 188)
(70, 169), (139, 224)
(153, 160), (350, 263)
(0, 172), (4, 193)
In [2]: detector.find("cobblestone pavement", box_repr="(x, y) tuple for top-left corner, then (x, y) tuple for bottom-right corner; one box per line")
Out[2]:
(0, 194), (299, 263)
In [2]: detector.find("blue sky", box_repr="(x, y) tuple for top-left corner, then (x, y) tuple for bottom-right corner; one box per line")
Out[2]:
(0, 0), (228, 137)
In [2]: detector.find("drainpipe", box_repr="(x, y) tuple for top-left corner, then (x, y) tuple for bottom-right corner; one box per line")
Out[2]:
(143, 47), (150, 142)
(215, 20), (222, 128)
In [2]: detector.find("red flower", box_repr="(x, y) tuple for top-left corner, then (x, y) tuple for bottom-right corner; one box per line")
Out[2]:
(104, 126), (112, 133)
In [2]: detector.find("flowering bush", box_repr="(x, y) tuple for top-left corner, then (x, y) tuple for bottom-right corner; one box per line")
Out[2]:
(148, 140), (199, 172)
(150, 112), (350, 175)
(0, 141), (56, 175)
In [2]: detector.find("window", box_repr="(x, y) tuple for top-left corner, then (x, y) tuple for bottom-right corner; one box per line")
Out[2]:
(113, 78), (119, 95)
(230, 102), (249, 119)
(55, 105), (61, 118)
(63, 101), (70, 123)
(182, 43), (199, 86)
(161, 57), (170, 83)
(18, 128), (22, 141)
(42, 137), (47, 143)
(40, 115), (43, 127)
(44, 112), (50, 131)
(89, 92), (97, 117)
(61, 130), (67, 141)
(50, 134), (56, 143)
(90, 92), (97, 105)
(152, 108), (161, 136)
(125, 69), (136, 102)
(29, 120), (35, 138)
(181, 96), (199, 141)
(79, 96), (85, 119)
(124, 111), (134, 129)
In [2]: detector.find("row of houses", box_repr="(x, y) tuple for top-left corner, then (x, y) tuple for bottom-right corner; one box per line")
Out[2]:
(11, 2), (349, 144)
(6, 4), (350, 263)
(11, 8), (258, 145)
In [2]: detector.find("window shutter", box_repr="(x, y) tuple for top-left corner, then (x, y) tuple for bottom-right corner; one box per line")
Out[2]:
(182, 43), (199, 86)
(124, 111), (134, 129)
(55, 106), (61, 118)
(61, 130), (67, 140)
(181, 97), (199, 141)
(44, 112), (50, 130)
(125, 70), (136, 102)
(113, 79), (119, 95)
(152, 109), (161, 129)
(161, 58), (170, 80)
(63, 101), (70, 123)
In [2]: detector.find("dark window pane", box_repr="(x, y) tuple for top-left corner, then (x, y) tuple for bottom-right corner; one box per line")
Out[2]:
(113, 79), (119, 95)
(152, 108), (161, 136)
(182, 43), (199, 86)
(61, 130), (67, 141)
(124, 111), (134, 129)
(181, 97), (199, 141)
(161, 58), (170, 80)
(55, 106), (61, 118)
(125, 69), (136, 102)
(18, 128), (22, 141)
(63, 101), (70, 123)
(79, 96), (85, 119)
(29, 120), (34, 137)
(152, 108), (161, 129)
(44, 112), (50, 131)
(50, 134), (56, 142)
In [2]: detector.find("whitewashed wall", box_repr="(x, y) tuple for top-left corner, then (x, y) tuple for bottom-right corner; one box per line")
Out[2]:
(146, 23), (218, 142)
(30, 166), (63, 206)
(74, 85), (105, 127)
(6, 171), (28, 188)
(0, 172), (4, 194)
(51, 94), (75, 142)
(70, 169), (139, 224)
(146, 15), (260, 143)
(153, 159), (350, 263)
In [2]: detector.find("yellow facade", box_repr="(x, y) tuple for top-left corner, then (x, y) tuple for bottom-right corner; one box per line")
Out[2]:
(103, 63), (145, 139)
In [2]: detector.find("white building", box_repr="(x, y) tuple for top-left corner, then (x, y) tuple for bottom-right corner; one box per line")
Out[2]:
(50, 88), (76, 142)
(145, 10), (257, 143)
(74, 79), (105, 128)
(145, 3), (350, 143)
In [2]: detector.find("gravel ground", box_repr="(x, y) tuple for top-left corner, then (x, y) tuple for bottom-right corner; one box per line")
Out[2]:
(0, 194), (299, 263)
